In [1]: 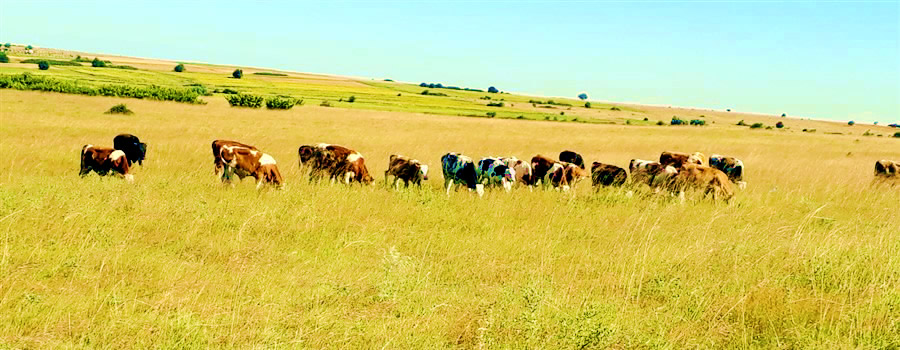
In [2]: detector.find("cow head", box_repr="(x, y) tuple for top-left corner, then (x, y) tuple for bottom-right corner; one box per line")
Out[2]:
(298, 145), (316, 167)
(108, 150), (133, 183)
(419, 164), (429, 181)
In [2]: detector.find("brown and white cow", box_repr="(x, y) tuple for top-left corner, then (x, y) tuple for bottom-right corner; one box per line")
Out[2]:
(304, 143), (373, 185)
(500, 157), (533, 188)
(531, 155), (558, 186)
(629, 159), (677, 188)
(80, 145), (134, 182)
(591, 162), (627, 187)
(549, 162), (589, 192)
(218, 146), (283, 189)
(875, 160), (899, 179)
(385, 155), (428, 188)
(660, 151), (705, 168)
(665, 163), (734, 202)
(212, 140), (258, 179)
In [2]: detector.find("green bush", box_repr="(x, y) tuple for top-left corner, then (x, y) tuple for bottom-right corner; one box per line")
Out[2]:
(265, 96), (295, 109)
(486, 112), (497, 118)
(3, 43), (10, 48)
(750, 123), (764, 129)
(105, 104), (133, 115)
(610, 106), (621, 111)
(0, 74), (203, 103)
(480, 96), (491, 100)
(347, 96), (356, 103)
(776, 121), (784, 128)
(487, 101), (504, 107)
(295, 99), (305, 106)
(25, 45), (33, 50)
(737, 120), (747, 126)
(20, 59), (82, 66)
(584, 102), (591, 108)
(894, 132), (900, 138)
(253, 72), (287, 76)
(37, 61), (49, 70)
(232, 69), (243, 79)
(225, 94), (263, 108)
(656, 121), (665, 126)
(91, 58), (106, 67)
(421, 90), (447, 96)
(214, 88), (239, 94)
(185, 84), (212, 96)
(0, 52), (7, 63)
(320, 100), (332, 107)
(107, 64), (137, 70)
(174, 64), (185, 72)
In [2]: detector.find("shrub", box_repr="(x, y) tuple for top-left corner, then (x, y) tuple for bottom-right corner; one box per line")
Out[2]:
(185, 84), (212, 96)
(894, 132), (900, 138)
(0, 52), (7, 63)
(295, 99), (305, 106)
(108, 64), (137, 70)
(560, 111), (565, 115)
(486, 112), (496, 118)
(224, 94), (263, 108)
(3, 43), (9, 48)
(347, 96), (356, 103)
(610, 107), (620, 111)
(37, 61), (49, 70)
(750, 123), (764, 129)
(253, 72), (287, 76)
(265, 96), (295, 109)
(319, 100), (331, 107)
(766, 126), (773, 130)
(516, 115), (525, 119)
(670, 117), (685, 125)
(737, 120), (747, 126)
(776, 121), (784, 128)
(25, 45), (33, 50)
(421, 90), (447, 96)
(91, 58), (106, 67)
(487, 102), (504, 107)
(656, 121), (665, 126)
(487, 86), (499, 93)
(584, 102), (591, 108)
(781, 113), (786, 117)
(105, 104), (133, 115)
(578, 93), (588, 100)
(174, 64), (185, 72)
(232, 69), (243, 79)
(847, 120), (855, 126)
(22, 59), (82, 67)
(863, 130), (874, 136)
(689, 119), (706, 126)
(643, 117), (649, 121)
(480, 96), (491, 100)
(0, 73), (203, 103)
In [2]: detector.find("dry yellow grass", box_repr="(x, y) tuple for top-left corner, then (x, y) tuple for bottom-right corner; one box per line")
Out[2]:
(0, 85), (898, 348)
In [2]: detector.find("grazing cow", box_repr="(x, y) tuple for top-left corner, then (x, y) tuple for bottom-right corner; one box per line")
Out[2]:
(441, 153), (485, 196)
(297, 144), (316, 169)
(340, 152), (375, 185)
(665, 164), (734, 202)
(308, 144), (374, 184)
(212, 140), (258, 178)
(709, 154), (747, 189)
(531, 155), (559, 186)
(629, 159), (676, 187)
(549, 162), (588, 191)
(874, 160), (899, 179)
(477, 157), (516, 192)
(218, 146), (283, 189)
(500, 157), (533, 187)
(385, 155), (429, 188)
(559, 150), (585, 169)
(660, 151), (705, 168)
(113, 134), (147, 166)
(80, 145), (134, 182)
(591, 162), (628, 187)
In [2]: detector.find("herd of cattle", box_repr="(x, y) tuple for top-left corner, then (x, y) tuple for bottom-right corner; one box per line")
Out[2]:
(79, 134), (900, 201)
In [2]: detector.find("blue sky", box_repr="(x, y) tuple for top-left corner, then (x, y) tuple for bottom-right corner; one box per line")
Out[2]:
(1, 1), (897, 122)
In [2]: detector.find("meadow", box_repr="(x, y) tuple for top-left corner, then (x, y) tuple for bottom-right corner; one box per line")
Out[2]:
(1, 47), (899, 348)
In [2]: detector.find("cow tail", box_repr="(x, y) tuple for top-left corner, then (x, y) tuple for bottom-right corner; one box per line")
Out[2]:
(79, 145), (89, 174)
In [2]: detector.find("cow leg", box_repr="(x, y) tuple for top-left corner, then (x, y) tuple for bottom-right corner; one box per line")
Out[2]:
(344, 172), (354, 185)
(445, 180), (454, 196)
(678, 191), (686, 204)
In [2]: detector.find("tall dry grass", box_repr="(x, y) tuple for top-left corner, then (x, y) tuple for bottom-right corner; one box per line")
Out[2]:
(0, 90), (898, 348)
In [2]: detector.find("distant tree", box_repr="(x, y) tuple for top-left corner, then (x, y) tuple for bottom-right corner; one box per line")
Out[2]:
(347, 95), (356, 103)
(37, 61), (49, 70)
(25, 45), (33, 50)
(781, 113), (786, 117)
(419, 83), (428, 87)
(584, 102), (591, 108)
(848, 120), (855, 126)
(776, 121), (784, 128)
(232, 69), (243, 79)
(3, 43), (10, 48)
(577, 93), (588, 100)
(91, 57), (106, 67)
(0, 52), (8, 63)
(174, 64), (185, 72)
(487, 86), (499, 93)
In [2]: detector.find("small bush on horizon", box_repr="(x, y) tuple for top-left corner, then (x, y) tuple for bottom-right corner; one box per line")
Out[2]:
(584, 102), (591, 108)
(750, 123), (764, 129)
(487, 86), (499, 93)
(776, 121), (784, 128)
(487, 101), (504, 107)
(737, 120), (747, 126)
(225, 94), (263, 108)
(232, 69), (243, 79)
(37, 61), (49, 70)
(91, 58), (106, 67)
(320, 100), (332, 107)
(610, 106), (621, 111)
(486, 112), (496, 118)
(174, 64), (185, 72)
(265, 96), (295, 109)
(347, 96), (356, 103)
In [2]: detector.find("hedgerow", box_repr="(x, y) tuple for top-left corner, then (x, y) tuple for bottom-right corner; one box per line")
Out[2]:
(225, 93), (263, 108)
(20, 59), (83, 66)
(0, 73), (203, 103)
(265, 96), (295, 109)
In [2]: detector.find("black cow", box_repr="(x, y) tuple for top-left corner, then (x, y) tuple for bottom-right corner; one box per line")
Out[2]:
(113, 134), (147, 166)
(559, 150), (585, 169)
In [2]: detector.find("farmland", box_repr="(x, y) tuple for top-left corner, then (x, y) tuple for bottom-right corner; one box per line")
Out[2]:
(0, 47), (899, 348)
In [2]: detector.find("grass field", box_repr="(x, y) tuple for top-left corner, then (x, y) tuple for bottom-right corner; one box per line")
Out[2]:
(1, 47), (899, 348)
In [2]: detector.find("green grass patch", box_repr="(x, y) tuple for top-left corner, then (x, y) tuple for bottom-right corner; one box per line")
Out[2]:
(20, 59), (84, 67)
(0, 73), (203, 103)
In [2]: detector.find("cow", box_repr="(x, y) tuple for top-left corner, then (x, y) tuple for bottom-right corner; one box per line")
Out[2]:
(629, 159), (677, 188)
(218, 146), (283, 189)
(874, 160), (899, 179)
(385, 155), (428, 188)
(531, 155), (559, 186)
(441, 152), (485, 197)
(302, 144), (373, 184)
(591, 162), (627, 187)
(113, 134), (147, 166)
(665, 164), (734, 202)
(549, 162), (588, 192)
(500, 157), (533, 187)
(297, 144), (316, 170)
(709, 154), (747, 189)
(660, 151), (705, 168)
(212, 140), (258, 179)
(80, 145), (134, 182)
(477, 157), (516, 192)
(559, 150), (585, 169)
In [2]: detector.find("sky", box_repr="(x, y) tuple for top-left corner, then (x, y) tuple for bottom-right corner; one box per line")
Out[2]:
(1, 1), (898, 123)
